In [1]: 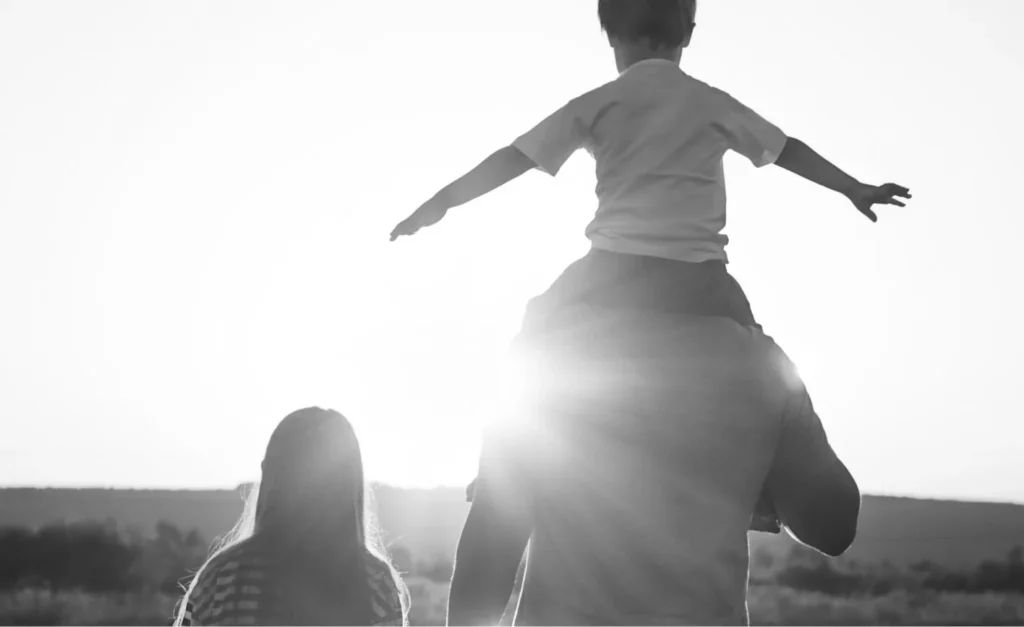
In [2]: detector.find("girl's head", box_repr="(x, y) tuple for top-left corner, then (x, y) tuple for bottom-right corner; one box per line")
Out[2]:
(254, 407), (366, 548)
(598, 0), (697, 68)
(179, 407), (408, 624)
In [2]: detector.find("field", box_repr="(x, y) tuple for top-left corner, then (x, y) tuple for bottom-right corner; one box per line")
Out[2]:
(746, 587), (1024, 626)
(3, 585), (1023, 626)
(1, 487), (1023, 625)
(0, 589), (176, 626)
(4, 487), (1024, 569)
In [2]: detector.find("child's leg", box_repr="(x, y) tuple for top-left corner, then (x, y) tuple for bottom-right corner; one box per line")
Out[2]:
(520, 250), (759, 334)
(707, 265), (761, 330)
(518, 249), (648, 339)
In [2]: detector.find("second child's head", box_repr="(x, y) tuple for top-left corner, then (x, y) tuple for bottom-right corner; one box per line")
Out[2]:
(177, 407), (409, 626)
(598, 0), (697, 71)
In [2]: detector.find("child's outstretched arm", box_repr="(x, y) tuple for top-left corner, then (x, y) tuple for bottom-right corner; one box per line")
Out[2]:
(774, 137), (912, 222)
(390, 145), (536, 241)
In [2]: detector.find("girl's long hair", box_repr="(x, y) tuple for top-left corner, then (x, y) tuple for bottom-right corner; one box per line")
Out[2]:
(175, 407), (409, 625)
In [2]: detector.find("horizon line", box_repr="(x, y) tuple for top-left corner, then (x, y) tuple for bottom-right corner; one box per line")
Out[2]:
(2, 483), (1023, 508)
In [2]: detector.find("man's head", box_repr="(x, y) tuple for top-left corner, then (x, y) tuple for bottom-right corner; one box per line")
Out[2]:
(598, 0), (697, 70)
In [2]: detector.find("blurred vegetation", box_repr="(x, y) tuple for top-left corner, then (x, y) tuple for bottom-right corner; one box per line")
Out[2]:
(0, 521), (1022, 625)
(0, 522), (206, 597)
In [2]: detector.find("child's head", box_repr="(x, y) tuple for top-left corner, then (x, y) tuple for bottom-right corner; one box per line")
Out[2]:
(598, 0), (697, 68)
(176, 407), (409, 625)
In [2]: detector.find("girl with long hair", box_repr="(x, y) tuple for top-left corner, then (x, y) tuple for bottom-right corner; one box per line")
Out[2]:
(174, 407), (409, 626)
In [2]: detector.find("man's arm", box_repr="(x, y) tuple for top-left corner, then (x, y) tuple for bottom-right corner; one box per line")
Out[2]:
(448, 421), (534, 626)
(766, 382), (861, 557)
(772, 456), (861, 557)
(774, 137), (911, 222)
(447, 499), (531, 626)
(390, 145), (536, 240)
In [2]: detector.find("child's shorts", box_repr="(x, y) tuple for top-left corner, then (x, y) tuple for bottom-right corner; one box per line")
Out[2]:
(518, 247), (759, 340)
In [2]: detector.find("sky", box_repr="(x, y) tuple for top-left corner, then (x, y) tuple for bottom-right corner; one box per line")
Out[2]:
(1, 0), (1022, 503)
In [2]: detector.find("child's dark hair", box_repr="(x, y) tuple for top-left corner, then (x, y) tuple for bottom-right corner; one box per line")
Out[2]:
(598, 0), (697, 49)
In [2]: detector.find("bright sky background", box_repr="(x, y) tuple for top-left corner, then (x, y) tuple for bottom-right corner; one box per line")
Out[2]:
(2, 0), (1022, 503)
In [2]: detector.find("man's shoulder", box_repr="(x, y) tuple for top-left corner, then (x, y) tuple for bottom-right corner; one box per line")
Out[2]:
(543, 308), (768, 350)
(624, 313), (800, 390)
(714, 323), (805, 394)
(618, 311), (774, 350)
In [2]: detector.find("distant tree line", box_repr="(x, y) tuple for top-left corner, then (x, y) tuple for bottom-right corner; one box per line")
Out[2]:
(753, 544), (1024, 597)
(1, 521), (1023, 599)
(0, 521), (207, 595)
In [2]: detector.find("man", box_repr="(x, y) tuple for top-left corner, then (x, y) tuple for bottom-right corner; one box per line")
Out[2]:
(447, 309), (861, 626)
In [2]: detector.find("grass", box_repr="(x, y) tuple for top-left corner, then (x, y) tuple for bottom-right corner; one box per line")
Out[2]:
(3, 585), (1023, 626)
(0, 589), (176, 626)
(405, 576), (451, 626)
(747, 586), (1024, 626)
(406, 582), (1024, 626)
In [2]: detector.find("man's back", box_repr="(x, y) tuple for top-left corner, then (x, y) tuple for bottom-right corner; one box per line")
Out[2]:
(501, 310), (845, 625)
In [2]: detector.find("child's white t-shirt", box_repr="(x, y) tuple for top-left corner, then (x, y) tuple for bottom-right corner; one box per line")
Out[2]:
(513, 59), (787, 264)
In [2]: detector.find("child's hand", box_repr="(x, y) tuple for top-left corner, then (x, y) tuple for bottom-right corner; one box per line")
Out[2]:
(389, 200), (448, 241)
(845, 182), (912, 223)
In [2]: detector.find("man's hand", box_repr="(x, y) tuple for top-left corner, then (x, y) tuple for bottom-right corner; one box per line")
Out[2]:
(389, 199), (448, 241)
(844, 182), (912, 223)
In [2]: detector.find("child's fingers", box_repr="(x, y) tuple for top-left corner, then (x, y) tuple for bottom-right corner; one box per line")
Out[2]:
(884, 183), (912, 199)
(389, 221), (415, 241)
(860, 206), (878, 222)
